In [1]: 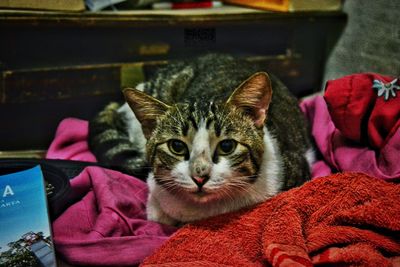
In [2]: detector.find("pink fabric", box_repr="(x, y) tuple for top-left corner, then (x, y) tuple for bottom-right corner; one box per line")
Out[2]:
(46, 118), (97, 162)
(301, 95), (400, 181)
(53, 166), (176, 266)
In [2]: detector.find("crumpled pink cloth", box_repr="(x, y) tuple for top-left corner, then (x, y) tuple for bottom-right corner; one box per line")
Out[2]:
(46, 117), (97, 162)
(52, 166), (176, 266)
(301, 95), (400, 181)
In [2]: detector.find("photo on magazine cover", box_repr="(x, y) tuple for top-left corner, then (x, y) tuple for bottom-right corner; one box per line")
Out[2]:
(0, 165), (57, 267)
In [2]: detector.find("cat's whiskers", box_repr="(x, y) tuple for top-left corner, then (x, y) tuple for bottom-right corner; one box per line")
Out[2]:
(175, 181), (194, 188)
(226, 181), (266, 201)
(225, 178), (258, 191)
(154, 174), (194, 191)
(153, 177), (183, 193)
(219, 185), (239, 204)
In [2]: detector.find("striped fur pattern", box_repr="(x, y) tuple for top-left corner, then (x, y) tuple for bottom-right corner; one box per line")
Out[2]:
(89, 102), (148, 179)
(89, 54), (314, 225)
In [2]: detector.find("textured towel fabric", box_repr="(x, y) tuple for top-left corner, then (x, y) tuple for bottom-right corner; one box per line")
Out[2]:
(324, 73), (400, 149)
(301, 95), (400, 181)
(46, 117), (97, 162)
(141, 172), (400, 267)
(52, 166), (176, 266)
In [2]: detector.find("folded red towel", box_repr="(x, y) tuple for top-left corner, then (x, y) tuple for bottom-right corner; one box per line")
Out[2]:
(142, 173), (400, 267)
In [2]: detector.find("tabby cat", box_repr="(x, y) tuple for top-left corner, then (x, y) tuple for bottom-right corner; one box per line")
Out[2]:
(89, 54), (314, 225)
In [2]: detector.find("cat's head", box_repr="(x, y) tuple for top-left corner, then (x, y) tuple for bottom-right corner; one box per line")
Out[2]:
(124, 72), (272, 204)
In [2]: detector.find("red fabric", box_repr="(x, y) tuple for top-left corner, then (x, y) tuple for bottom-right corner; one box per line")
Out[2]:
(53, 166), (176, 266)
(324, 73), (400, 149)
(300, 95), (400, 181)
(141, 173), (400, 267)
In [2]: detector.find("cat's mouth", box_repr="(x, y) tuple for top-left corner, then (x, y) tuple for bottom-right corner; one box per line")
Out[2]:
(185, 187), (209, 195)
(189, 183), (215, 193)
(193, 190), (208, 197)
(184, 187), (222, 204)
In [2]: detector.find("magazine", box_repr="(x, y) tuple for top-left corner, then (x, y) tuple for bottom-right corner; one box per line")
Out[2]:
(0, 165), (57, 267)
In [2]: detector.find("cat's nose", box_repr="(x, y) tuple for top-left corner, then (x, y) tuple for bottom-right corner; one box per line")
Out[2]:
(191, 155), (211, 176)
(191, 175), (210, 188)
(194, 164), (210, 176)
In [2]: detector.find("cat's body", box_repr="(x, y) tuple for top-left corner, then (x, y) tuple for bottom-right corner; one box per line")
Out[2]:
(89, 54), (314, 225)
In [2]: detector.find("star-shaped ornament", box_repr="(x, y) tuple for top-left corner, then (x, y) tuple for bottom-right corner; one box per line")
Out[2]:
(372, 78), (400, 101)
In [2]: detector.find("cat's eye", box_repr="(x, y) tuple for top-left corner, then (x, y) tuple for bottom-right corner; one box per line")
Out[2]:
(218, 139), (237, 155)
(168, 139), (188, 156)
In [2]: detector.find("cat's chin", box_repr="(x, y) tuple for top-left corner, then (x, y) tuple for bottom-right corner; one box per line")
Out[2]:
(182, 189), (223, 204)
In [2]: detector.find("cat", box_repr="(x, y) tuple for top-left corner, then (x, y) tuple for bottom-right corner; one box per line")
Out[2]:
(89, 54), (314, 225)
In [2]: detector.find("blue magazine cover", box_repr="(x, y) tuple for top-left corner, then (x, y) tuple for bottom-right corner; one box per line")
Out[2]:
(0, 165), (57, 267)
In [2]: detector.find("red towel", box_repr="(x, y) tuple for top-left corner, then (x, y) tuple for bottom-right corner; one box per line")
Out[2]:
(142, 173), (400, 267)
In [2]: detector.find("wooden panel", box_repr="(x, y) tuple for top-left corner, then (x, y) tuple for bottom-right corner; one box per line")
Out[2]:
(0, 9), (346, 150)
(0, 54), (309, 103)
(1, 65), (120, 103)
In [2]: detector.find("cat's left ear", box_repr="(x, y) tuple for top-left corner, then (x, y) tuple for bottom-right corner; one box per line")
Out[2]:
(123, 88), (171, 139)
(227, 72), (273, 128)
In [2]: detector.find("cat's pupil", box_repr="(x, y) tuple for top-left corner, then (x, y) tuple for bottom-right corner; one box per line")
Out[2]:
(168, 139), (187, 155)
(219, 140), (236, 154)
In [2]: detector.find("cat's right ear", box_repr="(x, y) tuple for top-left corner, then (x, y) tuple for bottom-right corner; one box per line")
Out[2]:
(226, 72), (273, 128)
(123, 88), (171, 139)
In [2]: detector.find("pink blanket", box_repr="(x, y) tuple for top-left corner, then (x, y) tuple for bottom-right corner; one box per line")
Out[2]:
(46, 117), (97, 162)
(52, 166), (176, 266)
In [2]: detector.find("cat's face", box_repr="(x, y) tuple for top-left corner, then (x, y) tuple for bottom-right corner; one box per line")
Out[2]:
(124, 72), (272, 204)
(145, 102), (266, 204)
